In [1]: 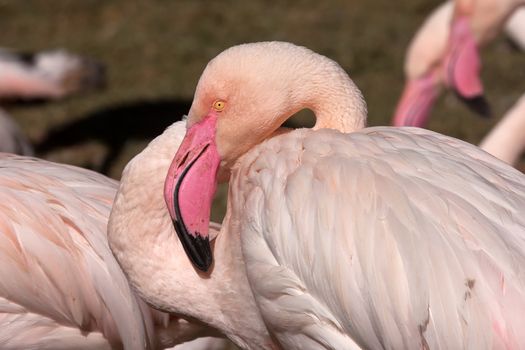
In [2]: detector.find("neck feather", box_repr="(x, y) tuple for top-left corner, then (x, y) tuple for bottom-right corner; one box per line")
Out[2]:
(279, 47), (367, 133)
(108, 122), (275, 349)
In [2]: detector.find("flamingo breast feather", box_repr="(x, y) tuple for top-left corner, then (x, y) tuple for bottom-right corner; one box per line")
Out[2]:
(0, 154), (157, 349)
(232, 127), (525, 349)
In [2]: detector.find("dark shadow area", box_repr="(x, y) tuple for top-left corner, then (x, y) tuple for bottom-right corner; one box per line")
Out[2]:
(1, 98), (55, 106)
(505, 37), (524, 52)
(35, 98), (192, 174)
(283, 108), (316, 129)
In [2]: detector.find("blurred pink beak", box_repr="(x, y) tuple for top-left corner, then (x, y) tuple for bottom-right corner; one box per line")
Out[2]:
(443, 15), (491, 117)
(164, 113), (220, 272)
(393, 72), (439, 127)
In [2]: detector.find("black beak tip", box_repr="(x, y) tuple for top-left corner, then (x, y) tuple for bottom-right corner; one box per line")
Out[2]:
(187, 235), (213, 272)
(173, 219), (213, 272)
(457, 94), (492, 118)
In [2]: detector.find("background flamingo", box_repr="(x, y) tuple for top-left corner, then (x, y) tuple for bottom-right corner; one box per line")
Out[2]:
(393, 0), (525, 168)
(160, 42), (525, 348)
(446, 0), (525, 167)
(0, 153), (230, 349)
(440, 0), (524, 110)
(0, 48), (105, 100)
(0, 48), (105, 155)
(393, 0), (525, 127)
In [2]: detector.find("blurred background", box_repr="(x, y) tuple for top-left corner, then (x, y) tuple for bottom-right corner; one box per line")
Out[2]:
(2, 0), (524, 219)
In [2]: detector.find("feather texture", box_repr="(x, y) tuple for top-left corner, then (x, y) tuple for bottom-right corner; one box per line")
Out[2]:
(231, 127), (525, 349)
(0, 153), (228, 349)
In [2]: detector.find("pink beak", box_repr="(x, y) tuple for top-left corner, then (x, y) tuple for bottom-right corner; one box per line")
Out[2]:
(392, 72), (439, 127)
(442, 15), (491, 117)
(164, 113), (220, 272)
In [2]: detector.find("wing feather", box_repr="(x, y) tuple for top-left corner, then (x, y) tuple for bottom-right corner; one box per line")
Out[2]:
(0, 154), (158, 349)
(233, 127), (525, 349)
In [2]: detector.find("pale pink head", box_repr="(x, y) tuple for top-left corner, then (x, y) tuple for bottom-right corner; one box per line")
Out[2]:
(164, 42), (367, 271)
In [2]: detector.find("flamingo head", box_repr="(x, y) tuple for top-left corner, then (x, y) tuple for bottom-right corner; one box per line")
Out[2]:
(0, 49), (106, 100)
(35, 50), (106, 97)
(163, 41), (366, 271)
(164, 42), (312, 272)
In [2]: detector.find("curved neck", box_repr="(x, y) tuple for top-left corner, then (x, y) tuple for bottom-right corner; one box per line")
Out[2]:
(480, 96), (525, 166)
(310, 77), (367, 133)
(284, 53), (367, 133)
(108, 122), (276, 349)
(192, 43), (368, 174)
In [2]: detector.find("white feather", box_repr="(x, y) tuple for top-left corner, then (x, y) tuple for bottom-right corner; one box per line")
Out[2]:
(231, 127), (525, 349)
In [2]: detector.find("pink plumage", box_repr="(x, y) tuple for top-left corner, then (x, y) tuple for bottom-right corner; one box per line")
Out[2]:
(0, 153), (228, 349)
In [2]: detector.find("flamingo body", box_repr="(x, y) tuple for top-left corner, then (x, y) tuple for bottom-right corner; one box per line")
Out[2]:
(0, 154), (149, 349)
(0, 153), (229, 349)
(231, 126), (525, 349)
(161, 41), (525, 349)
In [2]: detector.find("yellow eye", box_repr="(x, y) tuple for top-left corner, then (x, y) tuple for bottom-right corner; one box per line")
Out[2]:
(212, 100), (226, 111)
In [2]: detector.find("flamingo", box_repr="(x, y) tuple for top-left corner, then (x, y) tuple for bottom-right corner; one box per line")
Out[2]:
(0, 152), (231, 349)
(393, 0), (525, 127)
(441, 0), (524, 110)
(0, 48), (106, 155)
(110, 41), (525, 349)
(0, 48), (105, 100)
(448, 0), (525, 168)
